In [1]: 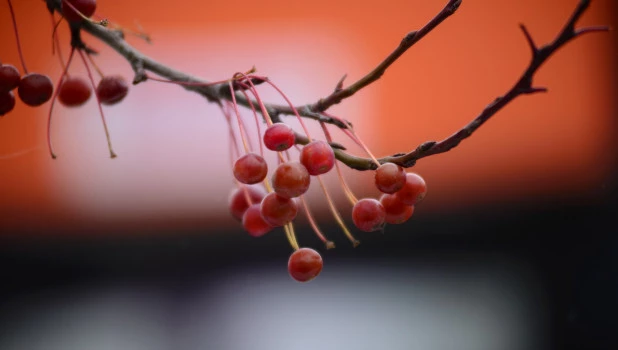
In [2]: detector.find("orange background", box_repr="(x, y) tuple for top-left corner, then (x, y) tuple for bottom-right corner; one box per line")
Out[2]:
(0, 0), (616, 235)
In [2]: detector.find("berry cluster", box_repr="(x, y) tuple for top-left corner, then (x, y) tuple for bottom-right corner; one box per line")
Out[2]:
(2, 0), (130, 158)
(0, 62), (53, 116)
(216, 73), (428, 283)
(5, 0), (429, 284)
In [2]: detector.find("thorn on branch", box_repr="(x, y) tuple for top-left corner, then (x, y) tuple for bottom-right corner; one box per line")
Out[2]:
(334, 74), (347, 93)
(519, 24), (538, 57)
(131, 60), (147, 84)
(574, 26), (611, 36)
(523, 86), (548, 94)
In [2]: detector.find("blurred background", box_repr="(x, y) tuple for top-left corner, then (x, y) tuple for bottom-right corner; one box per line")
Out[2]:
(1, 0), (617, 349)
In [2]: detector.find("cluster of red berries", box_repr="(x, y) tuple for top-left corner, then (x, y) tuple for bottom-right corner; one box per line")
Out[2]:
(55, 74), (129, 108)
(221, 74), (427, 283)
(6, 0), (428, 284)
(3, 0), (130, 157)
(0, 62), (54, 116)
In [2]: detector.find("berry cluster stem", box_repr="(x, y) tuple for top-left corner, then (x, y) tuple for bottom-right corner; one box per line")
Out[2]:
(47, 48), (77, 158)
(6, 0), (28, 74)
(77, 49), (117, 158)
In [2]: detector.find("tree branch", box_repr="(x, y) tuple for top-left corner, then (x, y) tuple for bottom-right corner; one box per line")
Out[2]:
(44, 0), (607, 171)
(342, 0), (609, 170)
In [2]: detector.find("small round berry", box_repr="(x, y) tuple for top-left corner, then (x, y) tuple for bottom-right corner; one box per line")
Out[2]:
(288, 247), (323, 282)
(242, 204), (273, 237)
(380, 193), (414, 224)
(375, 162), (406, 194)
(260, 192), (298, 227)
(272, 161), (310, 198)
(300, 140), (335, 175)
(263, 123), (295, 151)
(62, 0), (97, 22)
(58, 76), (92, 107)
(0, 64), (21, 92)
(228, 185), (267, 221)
(0, 91), (16, 116)
(233, 153), (268, 184)
(96, 75), (129, 105)
(395, 172), (427, 206)
(352, 198), (386, 232)
(17, 73), (54, 106)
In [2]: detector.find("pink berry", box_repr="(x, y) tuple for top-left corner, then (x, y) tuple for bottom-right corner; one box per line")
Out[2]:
(0, 64), (20, 92)
(242, 204), (273, 237)
(96, 75), (129, 105)
(233, 153), (268, 184)
(375, 162), (406, 194)
(288, 247), (323, 282)
(0, 91), (16, 116)
(272, 161), (310, 198)
(300, 140), (335, 175)
(395, 172), (427, 206)
(263, 123), (295, 151)
(18, 73), (53, 106)
(58, 76), (92, 107)
(352, 198), (386, 232)
(228, 185), (267, 221)
(260, 192), (298, 227)
(380, 193), (414, 224)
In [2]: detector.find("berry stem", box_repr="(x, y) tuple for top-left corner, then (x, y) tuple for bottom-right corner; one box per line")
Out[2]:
(220, 103), (242, 168)
(228, 82), (252, 154)
(300, 195), (335, 249)
(85, 52), (105, 79)
(47, 48), (77, 159)
(256, 76), (314, 140)
(320, 122), (358, 205)
(283, 222), (300, 251)
(233, 73), (274, 128)
(315, 174), (359, 247)
(221, 103), (260, 207)
(237, 88), (264, 157)
(50, 13), (67, 72)
(6, 0), (28, 74)
(322, 112), (380, 167)
(77, 49), (117, 158)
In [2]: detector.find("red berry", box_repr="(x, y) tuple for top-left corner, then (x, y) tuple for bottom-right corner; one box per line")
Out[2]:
(228, 185), (267, 221)
(62, 0), (97, 22)
(288, 247), (323, 282)
(0, 64), (20, 92)
(375, 162), (406, 194)
(272, 161), (310, 198)
(0, 91), (16, 116)
(263, 123), (295, 151)
(17, 73), (54, 106)
(233, 153), (268, 184)
(380, 193), (414, 224)
(58, 76), (92, 107)
(96, 75), (129, 105)
(260, 192), (298, 227)
(395, 173), (427, 206)
(300, 140), (335, 175)
(242, 204), (273, 237)
(352, 198), (386, 232)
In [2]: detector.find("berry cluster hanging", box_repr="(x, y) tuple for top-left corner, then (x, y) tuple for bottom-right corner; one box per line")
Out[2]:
(1, 0), (609, 282)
